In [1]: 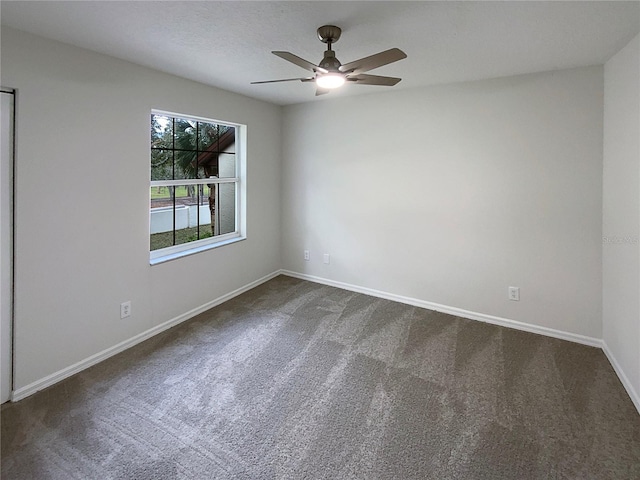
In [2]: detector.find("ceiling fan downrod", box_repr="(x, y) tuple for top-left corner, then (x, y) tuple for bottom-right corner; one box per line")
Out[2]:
(317, 25), (343, 73)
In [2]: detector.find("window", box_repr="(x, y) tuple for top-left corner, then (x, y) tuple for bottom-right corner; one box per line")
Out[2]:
(150, 111), (245, 263)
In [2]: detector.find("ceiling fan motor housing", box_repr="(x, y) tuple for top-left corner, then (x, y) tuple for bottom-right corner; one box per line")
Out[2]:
(319, 50), (342, 72)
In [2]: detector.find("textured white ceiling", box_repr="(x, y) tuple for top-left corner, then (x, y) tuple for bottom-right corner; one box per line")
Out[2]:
(2, 1), (639, 105)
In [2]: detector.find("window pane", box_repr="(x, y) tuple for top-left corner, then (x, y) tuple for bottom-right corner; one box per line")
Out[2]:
(219, 125), (235, 154)
(151, 185), (173, 206)
(195, 184), (213, 239)
(218, 153), (236, 178)
(150, 186), (175, 251)
(151, 114), (172, 149)
(174, 151), (196, 180)
(174, 223), (207, 247)
(218, 182), (236, 235)
(198, 122), (219, 151)
(174, 184), (193, 205)
(174, 118), (197, 151)
(198, 152), (217, 179)
(151, 149), (173, 181)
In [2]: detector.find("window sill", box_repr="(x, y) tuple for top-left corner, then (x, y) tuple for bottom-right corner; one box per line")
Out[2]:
(150, 235), (246, 266)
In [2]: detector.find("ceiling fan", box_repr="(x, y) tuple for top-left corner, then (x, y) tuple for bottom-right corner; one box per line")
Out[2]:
(251, 25), (407, 96)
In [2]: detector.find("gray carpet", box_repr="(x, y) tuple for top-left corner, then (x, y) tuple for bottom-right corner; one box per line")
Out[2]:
(1, 275), (639, 479)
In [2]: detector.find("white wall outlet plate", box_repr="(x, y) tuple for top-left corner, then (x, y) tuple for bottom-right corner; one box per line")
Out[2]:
(508, 287), (520, 301)
(120, 301), (132, 318)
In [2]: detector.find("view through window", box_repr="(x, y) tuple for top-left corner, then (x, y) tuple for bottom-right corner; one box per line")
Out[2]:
(150, 112), (242, 261)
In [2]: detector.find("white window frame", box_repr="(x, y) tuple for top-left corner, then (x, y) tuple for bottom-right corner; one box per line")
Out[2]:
(149, 110), (246, 265)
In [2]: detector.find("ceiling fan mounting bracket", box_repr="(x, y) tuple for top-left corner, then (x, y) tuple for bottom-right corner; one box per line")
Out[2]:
(317, 25), (342, 45)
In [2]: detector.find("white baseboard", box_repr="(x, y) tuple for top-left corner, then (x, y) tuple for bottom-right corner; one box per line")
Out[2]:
(14, 269), (632, 415)
(11, 270), (281, 402)
(602, 342), (640, 415)
(280, 270), (603, 348)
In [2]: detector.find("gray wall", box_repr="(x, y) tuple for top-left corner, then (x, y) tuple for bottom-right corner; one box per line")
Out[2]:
(1, 27), (282, 391)
(282, 66), (604, 340)
(603, 33), (640, 409)
(4, 25), (639, 412)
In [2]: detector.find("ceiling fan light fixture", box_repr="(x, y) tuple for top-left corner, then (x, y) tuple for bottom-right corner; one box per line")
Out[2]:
(316, 72), (345, 89)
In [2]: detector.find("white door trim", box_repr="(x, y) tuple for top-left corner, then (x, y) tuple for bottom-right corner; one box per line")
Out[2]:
(1, 88), (15, 403)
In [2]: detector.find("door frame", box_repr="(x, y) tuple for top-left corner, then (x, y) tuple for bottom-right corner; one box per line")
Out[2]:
(1, 87), (16, 403)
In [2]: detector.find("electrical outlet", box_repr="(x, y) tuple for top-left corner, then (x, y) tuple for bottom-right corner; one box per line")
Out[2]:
(304, 250), (310, 261)
(508, 287), (520, 301)
(323, 253), (330, 265)
(120, 301), (131, 319)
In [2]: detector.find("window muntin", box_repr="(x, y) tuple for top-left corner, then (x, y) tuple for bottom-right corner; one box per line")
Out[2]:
(150, 112), (243, 263)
